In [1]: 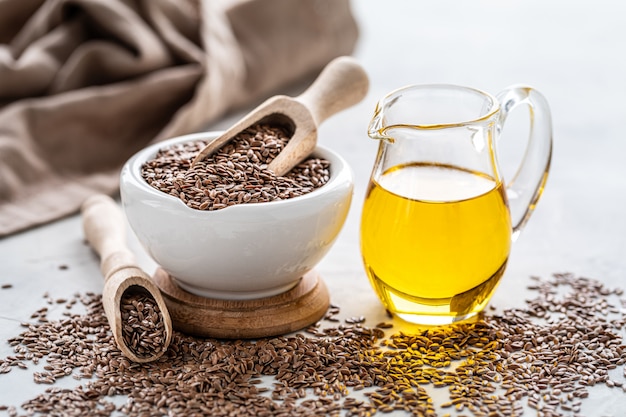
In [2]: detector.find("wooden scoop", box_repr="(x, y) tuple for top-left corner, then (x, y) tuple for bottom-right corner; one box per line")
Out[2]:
(191, 55), (369, 176)
(81, 194), (173, 363)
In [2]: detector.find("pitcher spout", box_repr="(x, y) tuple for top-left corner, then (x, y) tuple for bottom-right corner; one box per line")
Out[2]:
(367, 105), (393, 142)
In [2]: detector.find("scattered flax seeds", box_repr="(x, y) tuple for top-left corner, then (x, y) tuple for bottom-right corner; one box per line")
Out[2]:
(1, 272), (626, 416)
(141, 123), (331, 211)
(1, 284), (12, 289)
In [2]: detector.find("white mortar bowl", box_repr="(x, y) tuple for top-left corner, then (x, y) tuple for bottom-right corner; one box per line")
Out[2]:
(120, 131), (353, 300)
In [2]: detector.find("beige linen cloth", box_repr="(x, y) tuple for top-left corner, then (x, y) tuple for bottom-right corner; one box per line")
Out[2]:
(0, 0), (359, 236)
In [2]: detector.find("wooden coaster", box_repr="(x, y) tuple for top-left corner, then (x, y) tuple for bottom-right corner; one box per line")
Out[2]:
(152, 268), (330, 339)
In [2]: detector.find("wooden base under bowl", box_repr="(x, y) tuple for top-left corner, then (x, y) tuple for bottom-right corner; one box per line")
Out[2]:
(152, 268), (330, 339)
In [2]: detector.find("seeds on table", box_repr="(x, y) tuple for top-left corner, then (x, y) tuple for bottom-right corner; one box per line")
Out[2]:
(2, 273), (626, 416)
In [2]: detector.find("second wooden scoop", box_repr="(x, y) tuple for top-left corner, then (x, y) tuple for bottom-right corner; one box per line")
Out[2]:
(192, 56), (369, 176)
(81, 194), (173, 363)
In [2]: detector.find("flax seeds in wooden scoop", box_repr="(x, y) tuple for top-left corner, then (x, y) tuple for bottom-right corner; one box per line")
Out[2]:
(191, 56), (369, 176)
(81, 194), (173, 363)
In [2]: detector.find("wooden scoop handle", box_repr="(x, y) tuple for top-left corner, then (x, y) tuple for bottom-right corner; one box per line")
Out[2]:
(265, 56), (369, 176)
(295, 55), (369, 126)
(81, 194), (172, 363)
(82, 194), (137, 280)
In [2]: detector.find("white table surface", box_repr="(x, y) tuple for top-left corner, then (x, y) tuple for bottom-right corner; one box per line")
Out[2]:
(2, 0), (626, 415)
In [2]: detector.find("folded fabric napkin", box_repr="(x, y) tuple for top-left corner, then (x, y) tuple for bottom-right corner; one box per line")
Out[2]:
(0, 0), (359, 236)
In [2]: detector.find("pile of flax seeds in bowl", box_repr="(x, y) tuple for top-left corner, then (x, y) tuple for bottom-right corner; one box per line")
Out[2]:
(141, 123), (331, 211)
(2, 272), (626, 416)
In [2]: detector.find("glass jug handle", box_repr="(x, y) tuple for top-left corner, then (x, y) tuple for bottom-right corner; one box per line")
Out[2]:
(496, 86), (553, 240)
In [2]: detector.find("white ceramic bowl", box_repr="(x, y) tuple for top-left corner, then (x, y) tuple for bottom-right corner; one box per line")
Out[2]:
(120, 132), (353, 300)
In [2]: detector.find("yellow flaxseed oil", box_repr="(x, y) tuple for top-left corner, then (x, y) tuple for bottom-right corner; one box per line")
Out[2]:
(360, 162), (512, 324)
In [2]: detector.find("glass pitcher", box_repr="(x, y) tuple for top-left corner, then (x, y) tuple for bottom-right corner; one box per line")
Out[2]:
(360, 84), (552, 325)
